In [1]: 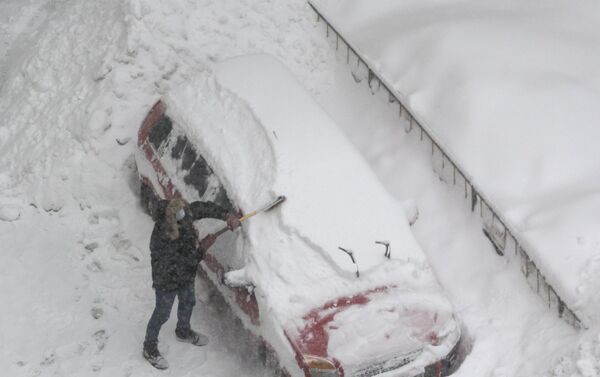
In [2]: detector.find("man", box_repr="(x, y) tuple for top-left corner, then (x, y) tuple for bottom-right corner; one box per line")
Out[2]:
(143, 197), (241, 369)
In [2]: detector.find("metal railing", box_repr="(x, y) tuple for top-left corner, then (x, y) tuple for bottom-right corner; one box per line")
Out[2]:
(307, 1), (583, 329)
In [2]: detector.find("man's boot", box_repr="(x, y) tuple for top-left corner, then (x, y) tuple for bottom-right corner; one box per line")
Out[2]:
(175, 328), (209, 346)
(143, 341), (169, 369)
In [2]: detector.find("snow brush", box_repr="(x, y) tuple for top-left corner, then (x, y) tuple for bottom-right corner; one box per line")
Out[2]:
(213, 195), (286, 237)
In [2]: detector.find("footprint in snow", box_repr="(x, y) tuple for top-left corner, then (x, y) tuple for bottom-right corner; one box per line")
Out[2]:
(91, 306), (104, 319)
(111, 233), (143, 264)
(90, 359), (104, 372)
(93, 329), (109, 351)
(39, 352), (55, 366)
(90, 330), (108, 372)
(84, 241), (100, 252)
(87, 209), (120, 226)
(86, 259), (103, 272)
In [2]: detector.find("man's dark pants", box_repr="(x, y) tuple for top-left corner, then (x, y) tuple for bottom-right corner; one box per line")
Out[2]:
(144, 282), (195, 348)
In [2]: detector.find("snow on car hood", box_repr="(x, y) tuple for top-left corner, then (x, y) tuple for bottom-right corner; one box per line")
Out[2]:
(285, 285), (459, 374)
(164, 54), (451, 332)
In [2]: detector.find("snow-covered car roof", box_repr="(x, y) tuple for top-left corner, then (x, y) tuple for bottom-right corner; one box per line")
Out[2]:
(163, 54), (455, 342)
(214, 54), (427, 274)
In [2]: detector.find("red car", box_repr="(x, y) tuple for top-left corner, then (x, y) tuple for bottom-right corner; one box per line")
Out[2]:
(136, 54), (462, 377)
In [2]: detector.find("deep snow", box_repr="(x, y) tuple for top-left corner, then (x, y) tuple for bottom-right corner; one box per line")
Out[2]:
(0, 0), (596, 376)
(310, 0), (600, 328)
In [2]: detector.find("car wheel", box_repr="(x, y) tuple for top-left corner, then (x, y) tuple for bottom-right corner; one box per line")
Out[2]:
(141, 182), (158, 220)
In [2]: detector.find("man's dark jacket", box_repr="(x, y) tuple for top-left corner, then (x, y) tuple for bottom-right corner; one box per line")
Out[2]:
(150, 200), (228, 291)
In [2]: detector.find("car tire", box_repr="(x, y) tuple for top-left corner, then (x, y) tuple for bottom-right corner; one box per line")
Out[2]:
(141, 182), (158, 221)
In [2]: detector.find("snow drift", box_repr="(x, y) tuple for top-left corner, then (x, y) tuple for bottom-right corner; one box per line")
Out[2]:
(310, 0), (600, 327)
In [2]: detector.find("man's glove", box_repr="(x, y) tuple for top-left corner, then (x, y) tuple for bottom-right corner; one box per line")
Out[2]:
(226, 213), (242, 230)
(199, 234), (217, 252)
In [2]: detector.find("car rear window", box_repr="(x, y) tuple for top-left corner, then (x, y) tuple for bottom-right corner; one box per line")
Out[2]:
(148, 115), (173, 150)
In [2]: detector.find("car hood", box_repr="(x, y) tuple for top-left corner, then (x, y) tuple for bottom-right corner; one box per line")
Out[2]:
(285, 285), (460, 375)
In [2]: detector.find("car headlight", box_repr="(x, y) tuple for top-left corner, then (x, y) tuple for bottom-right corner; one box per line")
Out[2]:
(304, 355), (339, 377)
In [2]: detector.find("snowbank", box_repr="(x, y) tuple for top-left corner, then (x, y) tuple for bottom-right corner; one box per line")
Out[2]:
(310, 0), (600, 326)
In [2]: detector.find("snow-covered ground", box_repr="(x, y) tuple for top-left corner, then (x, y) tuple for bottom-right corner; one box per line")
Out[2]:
(0, 0), (597, 376)
(0, 0), (50, 89)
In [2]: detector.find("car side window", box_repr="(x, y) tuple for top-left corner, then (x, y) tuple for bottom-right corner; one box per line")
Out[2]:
(184, 158), (210, 196)
(181, 144), (197, 170)
(171, 136), (187, 159)
(148, 114), (173, 151)
(214, 186), (235, 213)
(169, 133), (234, 211)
